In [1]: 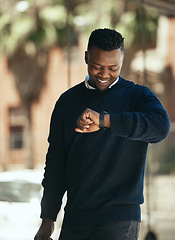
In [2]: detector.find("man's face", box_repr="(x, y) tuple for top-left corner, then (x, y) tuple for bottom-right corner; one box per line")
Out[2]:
(85, 46), (124, 91)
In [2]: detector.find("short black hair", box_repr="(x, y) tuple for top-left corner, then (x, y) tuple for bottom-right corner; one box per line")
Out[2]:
(87, 28), (124, 52)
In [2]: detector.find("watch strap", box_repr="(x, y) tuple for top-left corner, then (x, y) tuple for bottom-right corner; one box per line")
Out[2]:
(99, 111), (108, 129)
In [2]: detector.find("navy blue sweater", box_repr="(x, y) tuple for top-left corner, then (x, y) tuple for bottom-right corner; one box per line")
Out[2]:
(41, 77), (170, 226)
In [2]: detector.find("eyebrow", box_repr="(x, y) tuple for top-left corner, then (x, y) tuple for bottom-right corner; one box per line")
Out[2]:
(91, 61), (118, 67)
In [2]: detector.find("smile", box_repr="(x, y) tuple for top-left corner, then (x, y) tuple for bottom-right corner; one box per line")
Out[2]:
(97, 78), (109, 84)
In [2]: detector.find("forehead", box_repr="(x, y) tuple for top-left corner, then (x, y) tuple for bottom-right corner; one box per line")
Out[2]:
(88, 46), (123, 65)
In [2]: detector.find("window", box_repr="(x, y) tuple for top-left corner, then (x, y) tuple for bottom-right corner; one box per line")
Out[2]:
(9, 126), (24, 149)
(8, 107), (27, 150)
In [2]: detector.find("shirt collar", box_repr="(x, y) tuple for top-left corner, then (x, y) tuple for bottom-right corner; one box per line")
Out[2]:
(85, 75), (119, 90)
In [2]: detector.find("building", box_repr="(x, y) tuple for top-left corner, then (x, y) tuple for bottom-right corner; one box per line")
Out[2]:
(0, 15), (175, 171)
(130, 15), (175, 174)
(0, 38), (87, 170)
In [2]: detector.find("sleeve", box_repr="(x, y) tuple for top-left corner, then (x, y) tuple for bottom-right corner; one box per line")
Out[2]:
(110, 87), (170, 143)
(40, 100), (67, 221)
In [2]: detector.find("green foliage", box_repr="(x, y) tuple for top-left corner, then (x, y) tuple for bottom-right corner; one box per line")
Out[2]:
(116, 6), (159, 48)
(40, 5), (66, 24)
(0, 1), (69, 56)
(0, 13), (35, 55)
(0, 0), (160, 106)
(0, 0), (160, 56)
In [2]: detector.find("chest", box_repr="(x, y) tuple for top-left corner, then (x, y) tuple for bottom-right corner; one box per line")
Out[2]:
(61, 90), (139, 147)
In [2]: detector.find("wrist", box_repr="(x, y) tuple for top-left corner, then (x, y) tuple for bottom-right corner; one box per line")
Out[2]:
(42, 218), (54, 224)
(41, 218), (54, 229)
(104, 114), (110, 128)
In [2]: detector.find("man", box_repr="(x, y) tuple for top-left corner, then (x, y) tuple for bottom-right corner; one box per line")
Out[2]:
(35, 28), (170, 240)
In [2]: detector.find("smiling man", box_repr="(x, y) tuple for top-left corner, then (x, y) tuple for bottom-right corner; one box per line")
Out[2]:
(85, 46), (124, 91)
(35, 29), (170, 240)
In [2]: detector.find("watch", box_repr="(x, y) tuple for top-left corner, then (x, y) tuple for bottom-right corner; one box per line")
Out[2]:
(99, 111), (108, 129)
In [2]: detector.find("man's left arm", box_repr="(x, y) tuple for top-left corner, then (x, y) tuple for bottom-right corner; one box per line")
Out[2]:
(75, 91), (170, 143)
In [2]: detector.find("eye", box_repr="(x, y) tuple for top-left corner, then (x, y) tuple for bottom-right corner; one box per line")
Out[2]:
(92, 65), (101, 70)
(109, 67), (119, 71)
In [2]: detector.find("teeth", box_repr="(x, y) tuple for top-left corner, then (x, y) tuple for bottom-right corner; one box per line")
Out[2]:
(98, 79), (108, 83)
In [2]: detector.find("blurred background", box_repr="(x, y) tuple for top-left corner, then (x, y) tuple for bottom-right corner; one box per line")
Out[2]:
(0, 0), (175, 239)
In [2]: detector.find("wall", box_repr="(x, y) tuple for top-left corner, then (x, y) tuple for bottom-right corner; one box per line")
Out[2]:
(0, 40), (87, 170)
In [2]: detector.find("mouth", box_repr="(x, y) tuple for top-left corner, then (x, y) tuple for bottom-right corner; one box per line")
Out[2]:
(97, 78), (110, 84)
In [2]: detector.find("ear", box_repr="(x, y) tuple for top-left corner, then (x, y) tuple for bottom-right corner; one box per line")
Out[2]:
(121, 53), (125, 63)
(85, 51), (88, 64)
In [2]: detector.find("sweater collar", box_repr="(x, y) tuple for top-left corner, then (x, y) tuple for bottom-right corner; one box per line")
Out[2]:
(85, 75), (119, 90)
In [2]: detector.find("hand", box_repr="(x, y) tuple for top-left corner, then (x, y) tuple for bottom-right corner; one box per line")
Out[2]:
(75, 108), (100, 133)
(34, 219), (54, 240)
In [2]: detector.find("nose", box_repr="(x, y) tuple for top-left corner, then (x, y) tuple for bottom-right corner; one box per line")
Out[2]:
(99, 68), (110, 78)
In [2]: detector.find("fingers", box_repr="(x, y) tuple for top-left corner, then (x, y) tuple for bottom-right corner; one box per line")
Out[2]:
(75, 127), (89, 133)
(75, 123), (100, 133)
(78, 117), (92, 126)
(76, 122), (91, 131)
(75, 108), (100, 133)
(76, 113), (93, 131)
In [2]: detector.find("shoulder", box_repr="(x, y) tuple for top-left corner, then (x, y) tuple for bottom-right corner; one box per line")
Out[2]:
(59, 81), (84, 100)
(54, 81), (85, 109)
(62, 81), (85, 98)
(119, 77), (155, 96)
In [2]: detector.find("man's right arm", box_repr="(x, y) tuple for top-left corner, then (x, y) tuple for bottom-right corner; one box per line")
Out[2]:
(35, 100), (67, 239)
(34, 218), (54, 240)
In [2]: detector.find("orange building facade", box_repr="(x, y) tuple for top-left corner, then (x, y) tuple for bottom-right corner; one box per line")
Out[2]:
(0, 41), (87, 170)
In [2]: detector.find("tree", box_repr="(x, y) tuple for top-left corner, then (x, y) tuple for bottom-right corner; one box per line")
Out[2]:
(0, 0), (88, 168)
(0, 0), (159, 168)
